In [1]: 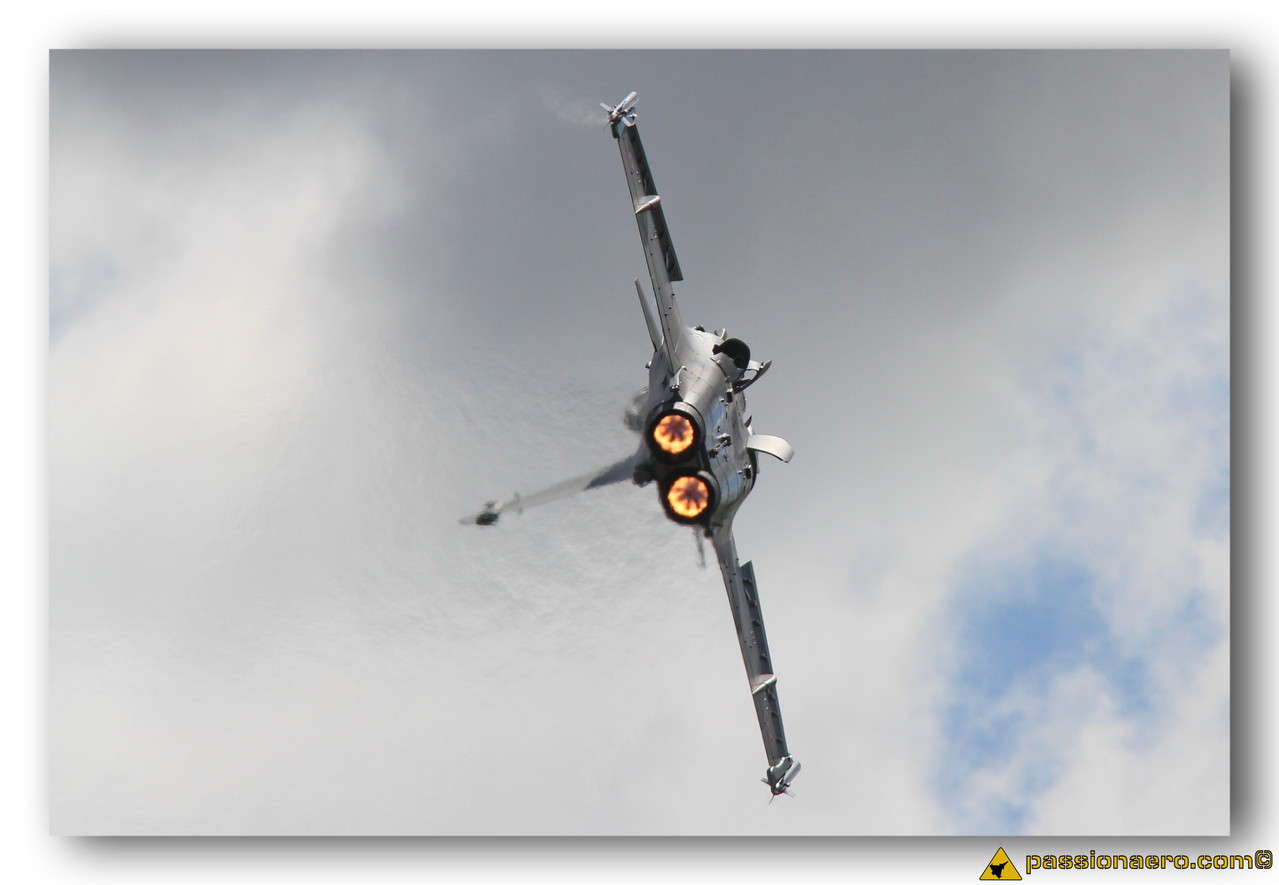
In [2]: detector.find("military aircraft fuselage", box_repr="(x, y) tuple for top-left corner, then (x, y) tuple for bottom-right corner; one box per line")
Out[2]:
(634, 327), (757, 533)
(463, 92), (800, 798)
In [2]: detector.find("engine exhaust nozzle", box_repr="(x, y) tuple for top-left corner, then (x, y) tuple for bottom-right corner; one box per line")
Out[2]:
(646, 405), (703, 463)
(658, 471), (717, 524)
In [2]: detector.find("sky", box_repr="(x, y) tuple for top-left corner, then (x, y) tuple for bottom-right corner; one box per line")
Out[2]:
(48, 49), (1229, 836)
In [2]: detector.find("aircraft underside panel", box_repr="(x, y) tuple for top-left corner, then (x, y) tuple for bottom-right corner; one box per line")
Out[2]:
(713, 529), (791, 767)
(612, 112), (686, 372)
(468, 92), (800, 797)
(615, 123), (683, 282)
(751, 679), (789, 769)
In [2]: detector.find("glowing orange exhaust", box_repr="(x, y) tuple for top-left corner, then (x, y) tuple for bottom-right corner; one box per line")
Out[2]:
(666, 475), (711, 519)
(652, 413), (695, 457)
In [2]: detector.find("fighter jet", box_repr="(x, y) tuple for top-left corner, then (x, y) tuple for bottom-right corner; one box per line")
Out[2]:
(461, 92), (800, 798)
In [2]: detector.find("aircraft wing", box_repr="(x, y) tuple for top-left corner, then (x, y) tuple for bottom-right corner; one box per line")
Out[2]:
(607, 94), (686, 371)
(460, 452), (641, 526)
(711, 525), (800, 795)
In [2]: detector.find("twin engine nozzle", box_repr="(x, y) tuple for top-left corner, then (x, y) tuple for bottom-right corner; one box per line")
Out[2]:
(660, 471), (716, 522)
(646, 404), (703, 462)
(646, 405), (717, 524)
(649, 411), (697, 460)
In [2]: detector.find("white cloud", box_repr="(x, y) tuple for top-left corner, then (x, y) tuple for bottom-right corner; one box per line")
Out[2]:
(49, 94), (433, 833)
(928, 278), (1228, 833)
(49, 51), (1228, 836)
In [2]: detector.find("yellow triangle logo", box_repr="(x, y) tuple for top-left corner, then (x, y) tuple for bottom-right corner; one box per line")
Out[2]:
(980, 847), (1021, 881)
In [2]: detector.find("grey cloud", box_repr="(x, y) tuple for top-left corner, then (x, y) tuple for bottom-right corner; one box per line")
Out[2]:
(50, 50), (1227, 834)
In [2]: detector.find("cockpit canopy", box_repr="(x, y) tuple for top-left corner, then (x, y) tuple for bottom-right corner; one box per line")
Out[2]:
(712, 337), (751, 376)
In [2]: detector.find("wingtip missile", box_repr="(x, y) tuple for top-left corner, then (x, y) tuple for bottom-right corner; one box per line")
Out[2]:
(460, 500), (503, 526)
(604, 91), (639, 125)
(471, 95), (801, 797)
(763, 756), (801, 798)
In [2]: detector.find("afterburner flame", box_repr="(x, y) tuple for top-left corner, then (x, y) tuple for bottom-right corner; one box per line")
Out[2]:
(667, 475), (710, 519)
(652, 413), (695, 456)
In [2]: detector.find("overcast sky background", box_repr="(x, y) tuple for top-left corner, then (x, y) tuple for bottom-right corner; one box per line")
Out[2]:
(49, 50), (1228, 836)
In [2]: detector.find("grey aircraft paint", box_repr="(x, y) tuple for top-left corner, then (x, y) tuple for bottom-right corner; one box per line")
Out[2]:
(463, 93), (800, 797)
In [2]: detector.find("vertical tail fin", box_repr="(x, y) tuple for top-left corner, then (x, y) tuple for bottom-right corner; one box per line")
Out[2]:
(635, 278), (662, 353)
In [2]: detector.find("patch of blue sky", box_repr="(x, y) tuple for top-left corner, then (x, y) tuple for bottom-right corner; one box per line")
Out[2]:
(1155, 590), (1225, 684)
(1153, 313), (1230, 538)
(933, 548), (1157, 830)
(934, 535), (1224, 831)
(932, 279), (1228, 831)
(967, 549), (1153, 705)
(1171, 363), (1229, 535)
(1195, 458), (1230, 536)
